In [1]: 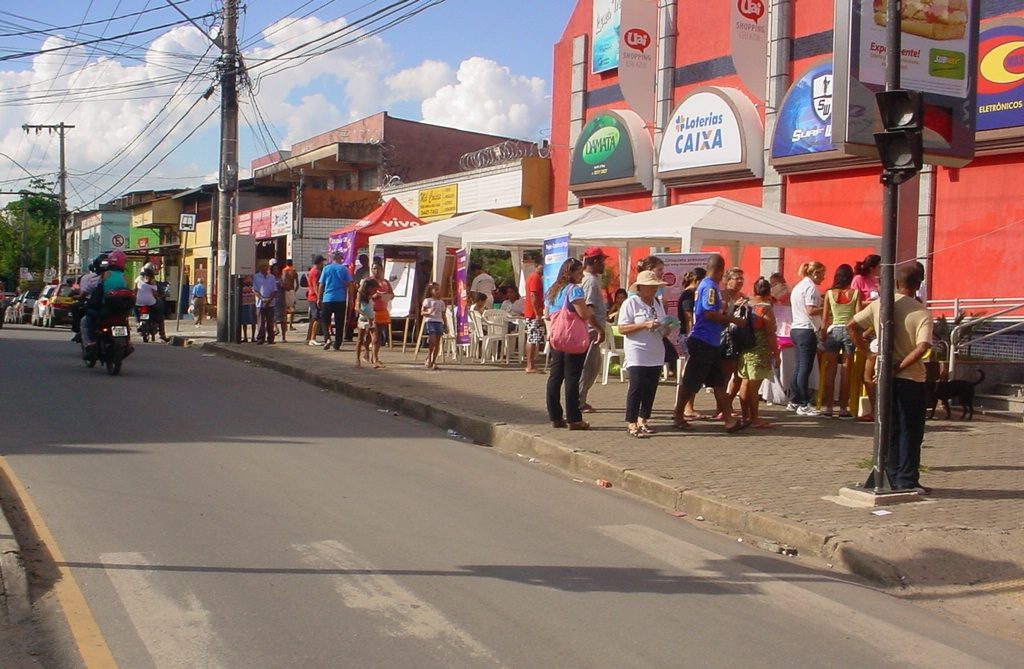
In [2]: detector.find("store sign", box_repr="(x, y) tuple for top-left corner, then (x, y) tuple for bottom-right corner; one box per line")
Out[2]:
(658, 87), (764, 184)
(771, 60), (838, 160)
(236, 212), (252, 235)
(592, 0), (622, 74)
(730, 0), (768, 98)
(251, 208), (272, 240)
(271, 203), (292, 237)
(618, 0), (658, 124)
(419, 185), (458, 219)
(831, 0), (980, 167)
(977, 18), (1024, 133)
(569, 109), (654, 195)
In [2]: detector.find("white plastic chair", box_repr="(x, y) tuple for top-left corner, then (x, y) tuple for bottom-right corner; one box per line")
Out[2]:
(440, 306), (463, 363)
(481, 309), (518, 364)
(602, 324), (626, 385)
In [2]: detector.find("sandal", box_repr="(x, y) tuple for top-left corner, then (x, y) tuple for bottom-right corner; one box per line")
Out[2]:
(672, 420), (694, 431)
(639, 423), (656, 435)
(551, 419), (568, 428)
(682, 413), (707, 421)
(627, 425), (647, 439)
(568, 421), (591, 431)
(838, 411), (852, 419)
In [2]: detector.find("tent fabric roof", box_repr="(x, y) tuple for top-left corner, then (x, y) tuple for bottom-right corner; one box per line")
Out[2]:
(563, 197), (880, 251)
(328, 198), (423, 238)
(461, 205), (630, 250)
(369, 210), (516, 251)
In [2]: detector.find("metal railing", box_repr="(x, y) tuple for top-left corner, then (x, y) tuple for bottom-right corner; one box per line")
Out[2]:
(926, 297), (1024, 377)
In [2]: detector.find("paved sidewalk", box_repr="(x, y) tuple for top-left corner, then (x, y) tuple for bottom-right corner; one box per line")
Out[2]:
(206, 337), (1024, 642)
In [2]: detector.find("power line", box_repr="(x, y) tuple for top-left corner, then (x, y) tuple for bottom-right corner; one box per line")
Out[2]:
(0, 3), (195, 38)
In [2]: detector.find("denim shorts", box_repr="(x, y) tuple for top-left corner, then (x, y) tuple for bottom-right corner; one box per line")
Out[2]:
(425, 320), (444, 337)
(824, 325), (855, 355)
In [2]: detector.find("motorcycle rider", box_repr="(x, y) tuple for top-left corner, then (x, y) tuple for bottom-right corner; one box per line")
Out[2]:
(135, 267), (168, 341)
(81, 251), (128, 357)
(73, 253), (107, 344)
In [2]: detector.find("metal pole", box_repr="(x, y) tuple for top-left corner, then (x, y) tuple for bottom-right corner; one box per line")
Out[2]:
(216, 0), (239, 343)
(865, 0), (902, 492)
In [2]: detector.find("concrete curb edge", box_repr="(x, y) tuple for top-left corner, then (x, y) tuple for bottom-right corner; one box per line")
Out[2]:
(205, 343), (900, 586)
(0, 496), (31, 624)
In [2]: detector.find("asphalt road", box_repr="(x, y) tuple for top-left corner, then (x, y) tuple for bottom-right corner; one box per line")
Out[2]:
(1, 324), (1021, 668)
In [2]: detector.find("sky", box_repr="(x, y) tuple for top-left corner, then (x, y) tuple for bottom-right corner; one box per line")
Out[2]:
(0, 0), (578, 210)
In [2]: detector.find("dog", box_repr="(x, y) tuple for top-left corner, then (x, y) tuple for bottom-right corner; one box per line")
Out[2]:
(927, 369), (984, 421)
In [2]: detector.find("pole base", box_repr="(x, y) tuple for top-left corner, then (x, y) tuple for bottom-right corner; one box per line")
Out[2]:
(838, 486), (921, 507)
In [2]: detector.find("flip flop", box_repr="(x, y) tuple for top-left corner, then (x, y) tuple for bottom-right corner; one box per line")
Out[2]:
(682, 413), (707, 421)
(751, 421), (775, 429)
(672, 421), (694, 431)
(725, 420), (744, 433)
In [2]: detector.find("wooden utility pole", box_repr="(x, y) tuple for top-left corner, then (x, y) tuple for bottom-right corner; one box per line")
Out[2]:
(22, 122), (74, 279)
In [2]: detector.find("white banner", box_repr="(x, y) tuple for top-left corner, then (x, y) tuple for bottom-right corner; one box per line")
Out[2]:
(618, 0), (659, 125)
(730, 0), (769, 99)
(655, 252), (713, 354)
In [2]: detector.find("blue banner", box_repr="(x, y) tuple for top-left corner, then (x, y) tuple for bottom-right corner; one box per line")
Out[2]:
(542, 234), (571, 303)
(771, 60), (836, 159)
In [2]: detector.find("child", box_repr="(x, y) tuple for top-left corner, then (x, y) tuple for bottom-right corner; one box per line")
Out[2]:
(240, 276), (256, 343)
(356, 279), (382, 368)
(421, 282), (445, 369)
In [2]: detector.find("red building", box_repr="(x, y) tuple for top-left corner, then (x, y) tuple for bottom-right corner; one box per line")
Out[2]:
(550, 1), (1024, 305)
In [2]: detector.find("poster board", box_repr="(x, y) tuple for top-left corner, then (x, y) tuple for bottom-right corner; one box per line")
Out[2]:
(383, 259), (415, 318)
(543, 234), (571, 298)
(454, 250), (470, 345)
(655, 252), (713, 353)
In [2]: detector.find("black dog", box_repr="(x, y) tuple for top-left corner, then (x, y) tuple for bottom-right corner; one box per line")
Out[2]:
(927, 369), (985, 421)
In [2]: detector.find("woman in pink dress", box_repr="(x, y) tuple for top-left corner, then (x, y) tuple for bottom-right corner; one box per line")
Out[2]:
(851, 254), (881, 421)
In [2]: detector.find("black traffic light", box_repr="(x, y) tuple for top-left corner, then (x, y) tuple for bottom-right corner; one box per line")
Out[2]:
(873, 89), (924, 184)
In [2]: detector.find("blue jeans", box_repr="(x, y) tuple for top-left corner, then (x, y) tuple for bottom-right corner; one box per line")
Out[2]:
(790, 328), (818, 406)
(888, 378), (927, 489)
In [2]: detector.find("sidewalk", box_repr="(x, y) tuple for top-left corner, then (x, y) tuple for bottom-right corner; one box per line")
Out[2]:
(208, 336), (1023, 643)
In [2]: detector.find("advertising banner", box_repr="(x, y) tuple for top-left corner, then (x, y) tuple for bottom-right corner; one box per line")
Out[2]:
(730, 0), (769, 98)
(542, 234), (571, 300)
(592, 0), (622, 74)
(770, 59), (838, 160)
(327, 230), (357, 265)
(419, 185), (458, 219)
(251, 208), (272, 240)
(977, 17), (1024, 134)
(236, 212), (252, 235)
(654, 252), (713, 354)
(658, 86), (764, 184)
(454, 249), (471, 345)
(569, 109), (654, 195)
(618, 0), (659, 125)
(832, 0), (980, 167)
(271, 203), (292, 237)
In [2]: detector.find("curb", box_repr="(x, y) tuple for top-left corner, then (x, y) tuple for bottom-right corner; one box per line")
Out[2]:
(0, 497), (31, 625)
(203, 343), (901, 587)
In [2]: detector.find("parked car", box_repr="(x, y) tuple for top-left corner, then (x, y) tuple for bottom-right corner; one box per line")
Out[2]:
(33, 283), (76, 327)
(5, 289), (39, 325)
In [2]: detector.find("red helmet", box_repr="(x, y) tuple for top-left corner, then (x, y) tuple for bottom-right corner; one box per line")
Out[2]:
(107, 250), (127, 270)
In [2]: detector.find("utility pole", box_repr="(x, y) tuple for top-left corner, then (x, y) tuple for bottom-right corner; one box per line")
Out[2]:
(216, 0), (239, 343)
(22, 122), (74, 279)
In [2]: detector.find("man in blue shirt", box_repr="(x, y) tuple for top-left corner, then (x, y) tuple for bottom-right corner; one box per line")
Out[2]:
(674, 254), (747, 433)
(318, 251), (353, 351)
(190, 277), (207, 326)
(252, 263), (277, 344)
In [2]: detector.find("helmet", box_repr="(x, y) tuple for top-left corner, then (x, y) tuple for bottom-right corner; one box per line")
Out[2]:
(141, 267), (155, 278)
(89, 253), (108, 273)
(106, 250), (127, 270)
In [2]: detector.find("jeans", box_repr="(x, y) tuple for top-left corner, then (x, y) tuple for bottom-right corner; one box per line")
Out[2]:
(626, 366), (662, 422)
(888, 378), (927, 489)
(790, 328), (818, 406)
(256, 305), (276, 343)
(320, 301), (346, 349)
(547, 350), (586, 423)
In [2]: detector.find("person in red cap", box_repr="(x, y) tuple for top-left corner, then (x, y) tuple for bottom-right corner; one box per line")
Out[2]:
(578, 247), (608, 411)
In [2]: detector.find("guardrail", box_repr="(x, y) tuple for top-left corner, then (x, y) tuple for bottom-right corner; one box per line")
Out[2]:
(927, 297), (1024, 377)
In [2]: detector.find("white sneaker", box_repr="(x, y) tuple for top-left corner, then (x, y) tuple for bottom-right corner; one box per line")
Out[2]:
(786, 402), (799, 412)
(308, 340), (320, 346)
(797, 405), (822, 417)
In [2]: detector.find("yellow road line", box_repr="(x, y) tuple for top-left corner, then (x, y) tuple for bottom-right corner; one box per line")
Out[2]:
(0, 456), (118, 669)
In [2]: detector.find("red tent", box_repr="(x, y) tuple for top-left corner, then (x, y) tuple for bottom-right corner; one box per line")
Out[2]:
(327, 198), (424, 264)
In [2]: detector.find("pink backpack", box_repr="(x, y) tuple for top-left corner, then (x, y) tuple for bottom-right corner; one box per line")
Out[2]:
(548, 289), (590, 354)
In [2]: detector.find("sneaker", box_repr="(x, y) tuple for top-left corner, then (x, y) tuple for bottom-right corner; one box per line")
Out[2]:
(796, 405), (822, 417)
(322, 342), (332, 351)
(308, 340), (320, 346)
(786, 402), (799, 412)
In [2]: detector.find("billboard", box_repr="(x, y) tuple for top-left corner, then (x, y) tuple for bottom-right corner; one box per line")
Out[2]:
(569, 109), (654, 195)
(977, 17), (1024, 135)
(592, 0), (622, 74)
(832, 0), (981, 167)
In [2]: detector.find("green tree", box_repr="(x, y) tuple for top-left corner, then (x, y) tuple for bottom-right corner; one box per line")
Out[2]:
(0, 178), (58, 286)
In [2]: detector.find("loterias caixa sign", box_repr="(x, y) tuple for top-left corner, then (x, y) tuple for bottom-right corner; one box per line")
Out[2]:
(569, 109), (653, 196)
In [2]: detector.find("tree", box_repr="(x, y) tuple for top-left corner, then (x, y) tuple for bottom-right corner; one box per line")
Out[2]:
(0, 178), (59, 285)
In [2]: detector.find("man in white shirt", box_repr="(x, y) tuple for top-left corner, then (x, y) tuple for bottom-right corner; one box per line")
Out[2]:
(499, 286), (525, 316)
(469, 263), (496, 308)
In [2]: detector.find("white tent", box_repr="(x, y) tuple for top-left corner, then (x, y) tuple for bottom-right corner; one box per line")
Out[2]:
(369, 210), (516, 283)
(563, 197), (880, 265)
(460, 205), (630, 252)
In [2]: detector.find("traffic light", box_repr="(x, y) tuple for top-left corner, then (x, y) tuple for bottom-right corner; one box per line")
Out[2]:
(873, 89), (924, 185)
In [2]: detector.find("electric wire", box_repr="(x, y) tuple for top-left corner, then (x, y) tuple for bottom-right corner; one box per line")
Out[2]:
(0, 3), (195, 38)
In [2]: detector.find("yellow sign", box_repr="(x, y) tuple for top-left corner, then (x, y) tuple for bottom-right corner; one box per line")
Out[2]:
(419, 185), (458, 218)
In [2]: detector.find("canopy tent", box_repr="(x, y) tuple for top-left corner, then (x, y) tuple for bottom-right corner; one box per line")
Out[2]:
(460, 205), (630, 253)
(562, 197), (880, 266)
(369, 210), (517, 283)
(327, 198), (424, 265)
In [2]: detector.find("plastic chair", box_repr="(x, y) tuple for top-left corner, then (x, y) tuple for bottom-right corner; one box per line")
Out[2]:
(602, 324), (626, 385)
(481, 309), (518, 364)
(441, 305), (464, 363)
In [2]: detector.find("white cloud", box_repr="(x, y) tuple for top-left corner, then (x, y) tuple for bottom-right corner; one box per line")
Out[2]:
(0, 16), (552, 209)
(420, 57), (549, 139)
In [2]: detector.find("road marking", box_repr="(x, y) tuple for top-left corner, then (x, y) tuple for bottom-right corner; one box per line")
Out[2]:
(295, 540), (507, 668)
(100, 552), (224, 669)
(0, 456), (118, 669)
(597, 524), (1001, 669)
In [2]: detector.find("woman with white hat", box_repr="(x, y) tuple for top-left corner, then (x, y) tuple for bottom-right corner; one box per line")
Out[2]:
(618, 270), (669, 438)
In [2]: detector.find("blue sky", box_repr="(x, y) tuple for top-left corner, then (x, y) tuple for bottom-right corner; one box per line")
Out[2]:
(0, 0), (577, 209)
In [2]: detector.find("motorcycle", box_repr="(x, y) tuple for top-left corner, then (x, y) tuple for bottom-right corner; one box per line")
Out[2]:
(81, 289), (135, 376)
(137, 304), (157, 342)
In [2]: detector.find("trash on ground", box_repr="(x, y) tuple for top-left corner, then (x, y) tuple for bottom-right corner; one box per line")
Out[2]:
(446, 429), (467, 441)
(528, 457), (538, 463)
(695, 515), (705, 521)
(737, 538), (743, 543)
(780, 545), (798, 556)
(572, 479), (585, 483)
(596, 479), (612, 488)
(871, 509), (893, 516)
(516, 453), (525, 458)
(669, 511), (687, 518)
(377, 409), (390, 413)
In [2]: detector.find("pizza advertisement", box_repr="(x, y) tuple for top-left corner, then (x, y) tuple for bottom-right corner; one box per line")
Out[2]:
(857, 0), (974, 99)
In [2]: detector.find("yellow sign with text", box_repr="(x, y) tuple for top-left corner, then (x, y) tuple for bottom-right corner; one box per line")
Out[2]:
(419, 185), (458, 219)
